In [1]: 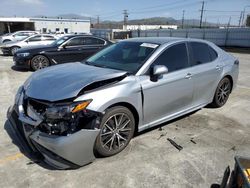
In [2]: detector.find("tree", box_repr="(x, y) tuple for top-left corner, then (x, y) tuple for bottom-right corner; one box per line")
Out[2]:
(246, 15), (250, 27)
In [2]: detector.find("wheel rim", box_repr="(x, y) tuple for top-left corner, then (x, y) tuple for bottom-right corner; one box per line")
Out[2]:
(100, 113), (132, 152)
(217, 79), (231, 105)
(11, 47), (19, 55)
(32, 56), (49, 70)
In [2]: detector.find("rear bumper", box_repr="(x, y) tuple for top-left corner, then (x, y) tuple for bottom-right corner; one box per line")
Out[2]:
(7, 103), (100, 169)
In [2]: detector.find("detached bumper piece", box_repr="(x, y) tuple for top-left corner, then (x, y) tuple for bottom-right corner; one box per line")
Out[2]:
(7, 92), (101, 169)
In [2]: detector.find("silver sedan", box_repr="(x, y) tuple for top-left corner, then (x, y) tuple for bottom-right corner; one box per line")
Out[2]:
(7, 37), (239, 169)
(0, 34), (58, 55)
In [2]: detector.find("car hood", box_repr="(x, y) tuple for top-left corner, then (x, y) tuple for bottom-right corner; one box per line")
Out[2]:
(24, 62), (127, 102)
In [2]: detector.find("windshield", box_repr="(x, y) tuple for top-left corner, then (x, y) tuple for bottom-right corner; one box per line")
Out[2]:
(85, 41), (158, 73)
(51, 36), (69, 46)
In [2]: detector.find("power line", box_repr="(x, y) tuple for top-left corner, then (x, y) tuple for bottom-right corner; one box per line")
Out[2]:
(131, 1), (200, 14)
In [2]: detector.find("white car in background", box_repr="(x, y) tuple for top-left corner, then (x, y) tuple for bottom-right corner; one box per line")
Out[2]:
(0, 34), (58, 55)
(0, 30), (39, 44)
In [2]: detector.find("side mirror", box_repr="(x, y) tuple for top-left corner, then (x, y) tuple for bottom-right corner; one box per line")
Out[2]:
(150, 65), (168, 82)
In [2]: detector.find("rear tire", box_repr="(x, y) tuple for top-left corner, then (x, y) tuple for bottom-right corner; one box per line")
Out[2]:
(31, 55), (50, 71)
(94, 106), (135, 157)
(210, 77), (232, 108)
(3, 39), (11, 43)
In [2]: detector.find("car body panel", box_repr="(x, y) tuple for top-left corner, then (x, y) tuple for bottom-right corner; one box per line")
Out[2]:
(7, 37), (239, 169)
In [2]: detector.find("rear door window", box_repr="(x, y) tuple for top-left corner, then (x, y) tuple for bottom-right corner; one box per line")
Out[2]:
(189, 42), (211, 65)
(83, 37), (105, 45)
(152, 43), (189, 73)
(66, 37), (84, 46)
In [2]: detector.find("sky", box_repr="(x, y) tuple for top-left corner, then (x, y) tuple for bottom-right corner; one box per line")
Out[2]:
(0, 0), (250, 25)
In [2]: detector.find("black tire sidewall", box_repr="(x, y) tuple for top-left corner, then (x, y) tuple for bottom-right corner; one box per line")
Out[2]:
(94, 106), (135, 157)
(213, 77), (231, 107)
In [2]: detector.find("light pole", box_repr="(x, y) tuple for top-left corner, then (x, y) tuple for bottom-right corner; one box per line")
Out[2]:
(242, 5), (250, 27)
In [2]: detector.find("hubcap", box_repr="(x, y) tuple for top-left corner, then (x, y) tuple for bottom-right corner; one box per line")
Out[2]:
(217, 80), (230, 105)
(32, 56), (49, 70)
(100, 113), (132, 152)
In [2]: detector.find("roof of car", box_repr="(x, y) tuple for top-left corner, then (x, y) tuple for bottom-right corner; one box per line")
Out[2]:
(123, 37), (207, 45)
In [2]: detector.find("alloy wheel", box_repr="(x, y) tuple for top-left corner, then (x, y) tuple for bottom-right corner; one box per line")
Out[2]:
(31, 55), (50, 70)
(216, 79), (231, 106)
(100, 113), (132, 152)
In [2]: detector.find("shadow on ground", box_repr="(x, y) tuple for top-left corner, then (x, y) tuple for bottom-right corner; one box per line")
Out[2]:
(11, 65), (30, 72)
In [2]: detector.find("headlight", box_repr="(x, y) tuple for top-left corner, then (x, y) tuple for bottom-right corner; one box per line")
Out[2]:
(14, 86), (23, 104)
(45, 100), (92, 119)
(16, 52), (30, 57)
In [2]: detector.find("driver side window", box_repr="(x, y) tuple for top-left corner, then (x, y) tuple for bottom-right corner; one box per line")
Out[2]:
(152, 43), (189, 73)
(28, 35), (42, 42)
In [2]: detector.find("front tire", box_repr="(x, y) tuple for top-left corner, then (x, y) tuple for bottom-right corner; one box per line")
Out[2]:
(31, 55), (50, 71)
(210, 77), (232, 108)
(94, 106), (135, 157)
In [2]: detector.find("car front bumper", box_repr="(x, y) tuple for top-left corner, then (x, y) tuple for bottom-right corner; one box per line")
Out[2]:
(13, 55), (31, 69)
(7, 95), (100, 169)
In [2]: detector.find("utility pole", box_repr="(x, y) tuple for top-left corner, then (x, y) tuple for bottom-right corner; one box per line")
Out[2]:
(181, 10), (185, 29)
(239, 11), (243, 27)
(123, 10), (129, 30)
(97, 15), (100, 29)
(199, 1), (205, 28)
(227, 16), (231, 28)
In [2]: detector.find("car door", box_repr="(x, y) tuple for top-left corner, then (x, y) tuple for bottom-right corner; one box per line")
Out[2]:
(139, 42), (194, 126)
(78, 37), (107, 60)
(187, 42), (222, 106)
(25, 35), (43, 46)
(51, 36), (87, 63)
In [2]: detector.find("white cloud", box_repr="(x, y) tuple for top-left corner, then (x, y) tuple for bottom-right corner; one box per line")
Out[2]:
(23, 0), (43, 4)
(3, 0), (44, 5)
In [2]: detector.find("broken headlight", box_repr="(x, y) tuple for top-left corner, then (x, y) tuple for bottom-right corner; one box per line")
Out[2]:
(40, 100), (93, 135)
(45, 100), (92, 119)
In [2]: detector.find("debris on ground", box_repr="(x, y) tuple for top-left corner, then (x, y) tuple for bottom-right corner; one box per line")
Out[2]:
(158, 127), (163, 131)
(157, 132), (167, 140)
(167, 138), (183, 151)
(228, 146), (236, 152)
(190, 139), (197, 144)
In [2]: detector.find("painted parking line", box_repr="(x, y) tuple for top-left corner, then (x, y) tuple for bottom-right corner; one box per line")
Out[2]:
(0, 153), (24, 164)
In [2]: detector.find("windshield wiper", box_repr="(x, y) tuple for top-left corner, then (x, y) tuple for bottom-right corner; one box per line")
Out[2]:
(85, 61), (107, 68)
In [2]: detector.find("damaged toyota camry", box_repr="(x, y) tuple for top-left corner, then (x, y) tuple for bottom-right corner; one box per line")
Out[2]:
(7, 37), (239, 169)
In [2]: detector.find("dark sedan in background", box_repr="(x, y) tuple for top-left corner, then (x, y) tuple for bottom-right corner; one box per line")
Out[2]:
(13, 35), (112, 71)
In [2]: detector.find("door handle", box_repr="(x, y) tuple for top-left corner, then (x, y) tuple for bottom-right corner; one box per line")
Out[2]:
(185, 73), (192, 79)
(215, 65), (221, 71)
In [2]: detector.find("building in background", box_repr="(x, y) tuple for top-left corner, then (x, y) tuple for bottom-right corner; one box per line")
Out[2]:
(0, 17), (90, 35)
(124, 25), (178, 30)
